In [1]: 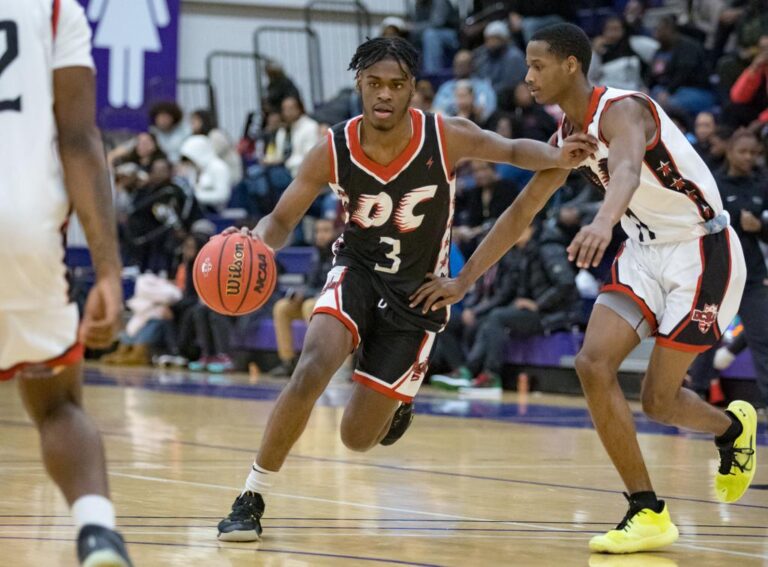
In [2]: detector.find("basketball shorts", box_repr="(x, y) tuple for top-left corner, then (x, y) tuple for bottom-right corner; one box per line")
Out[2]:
(598, 226), (746, 352)
(313, 265), (436, 402)
(0, 222), (82, 379)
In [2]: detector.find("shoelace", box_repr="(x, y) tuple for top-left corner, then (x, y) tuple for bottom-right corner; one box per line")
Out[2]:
(230, 493), (262, 520)
(718, 439), (755, 475)
(615, 492), (649, 531)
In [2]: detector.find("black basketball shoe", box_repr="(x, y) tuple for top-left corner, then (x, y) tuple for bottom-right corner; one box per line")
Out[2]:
(217, 491), (265, 542)
(77, 525), (133, 567)
(380, 402), (414, 446)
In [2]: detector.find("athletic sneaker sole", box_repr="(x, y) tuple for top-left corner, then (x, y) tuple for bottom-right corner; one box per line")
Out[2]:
(217, 529), (262, 542)
(82, 550), (131, 567)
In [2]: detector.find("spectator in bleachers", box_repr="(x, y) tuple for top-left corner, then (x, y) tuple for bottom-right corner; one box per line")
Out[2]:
(473, 21), (527, 94)
(264, 60), (301, 114)
(677, 0), (726, 49)
(649, 16), (716, 115)
(689, 129), (768, 409)
(729, 34), (768, 126)
(450, 81), (486, 125)
(108, 132), (167, 173)
(407, 0), (460, 75)
(187, 304), (237, 373)
(191, 108), (243, 184)
(505, 0), (576, 43)
(101, 272), (183, 366)
(433, 50), (497, 123)
(412, 79), (436, 113)
(269, 219), (337, 377)
(149, 101), (190, 163)
(693, 110), (717, 157)
(435, 223), (579, 391)
(454, 160), (518, 256)
(179, 134), (232, 211)
(589, 15), (648, 91)
(266, 96), (321, 179)
(490, 113), (535, 187)
(623, 0), (651, 37)
(702, 124), (734, 169)
(505, 82), (558, 142)
(380, 16), (409, 40)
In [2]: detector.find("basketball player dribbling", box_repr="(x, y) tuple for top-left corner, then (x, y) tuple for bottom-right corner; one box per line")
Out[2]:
(411, 23), (758, 554)
(216, 37), (597, 541)
(0, 1), (132, 566)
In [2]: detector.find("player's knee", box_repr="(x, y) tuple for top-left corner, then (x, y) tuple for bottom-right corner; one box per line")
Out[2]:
(339, 420), (375, 452)
(574, 351), (609, 385)
(641, 389), (675, 423)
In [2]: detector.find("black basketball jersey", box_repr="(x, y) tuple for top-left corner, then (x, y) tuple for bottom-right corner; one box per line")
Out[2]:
(327, 109), (455, 331)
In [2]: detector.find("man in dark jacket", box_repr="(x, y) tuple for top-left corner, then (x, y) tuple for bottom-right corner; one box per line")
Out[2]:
(408, 0), (459, 74)
(689, 130), (768, 408)
(270, 219), (337, 376)
(649, 16), (716, 115)
(436, 223), (579, 389)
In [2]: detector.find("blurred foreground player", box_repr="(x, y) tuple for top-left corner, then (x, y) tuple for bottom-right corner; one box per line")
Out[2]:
(411, 23), (757, 554)
(216, 36), (596, 541)
(0, 1), (131, 565)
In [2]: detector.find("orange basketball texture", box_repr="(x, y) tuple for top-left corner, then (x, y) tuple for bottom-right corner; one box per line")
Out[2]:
(193, 234), (277, 315)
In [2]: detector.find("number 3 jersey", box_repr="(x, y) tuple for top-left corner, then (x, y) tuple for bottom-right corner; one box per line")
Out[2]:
(553, 86), (725, 245)
(0, 0), (93, 310)
(327, 109), (455, 332)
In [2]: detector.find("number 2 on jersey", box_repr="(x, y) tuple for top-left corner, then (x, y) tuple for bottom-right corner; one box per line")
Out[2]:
(374, 237), (401, 274)
(0, 21), (21, 112)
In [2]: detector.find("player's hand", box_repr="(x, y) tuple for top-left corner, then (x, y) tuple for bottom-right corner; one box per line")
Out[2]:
(740, 209), (762, 233)
(567, 217), (613, 269)
(79, 275), (123, 350)
(558, 134), (598, 169)
(409, 273), (470, 314)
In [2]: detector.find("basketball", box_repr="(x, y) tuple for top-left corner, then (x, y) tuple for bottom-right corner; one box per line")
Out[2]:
(192, 233), (277, 315)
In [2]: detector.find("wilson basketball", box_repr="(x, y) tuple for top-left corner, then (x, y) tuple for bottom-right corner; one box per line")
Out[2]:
(193, 234), (277, 315)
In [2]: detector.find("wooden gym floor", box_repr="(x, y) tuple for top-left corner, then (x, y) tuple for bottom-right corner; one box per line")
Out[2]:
(0, 365), (765, 566)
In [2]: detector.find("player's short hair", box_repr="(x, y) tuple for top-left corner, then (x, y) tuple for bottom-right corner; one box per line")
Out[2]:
(530, 23), (592, 76)
(348, 37), (420, 79)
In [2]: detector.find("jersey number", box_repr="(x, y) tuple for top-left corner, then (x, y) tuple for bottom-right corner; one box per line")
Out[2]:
(374, 237), (401, 274)
(0, 21), (21, 112)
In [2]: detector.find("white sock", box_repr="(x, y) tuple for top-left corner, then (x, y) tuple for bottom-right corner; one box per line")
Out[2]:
(72, 495), (116, 531)
(243, 462), (276, 496)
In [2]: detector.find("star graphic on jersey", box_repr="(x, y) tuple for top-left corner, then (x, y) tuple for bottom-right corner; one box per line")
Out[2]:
(671, 177), (686, 190)
(426, 156), (434, 170)
(656, 161), (672, 177)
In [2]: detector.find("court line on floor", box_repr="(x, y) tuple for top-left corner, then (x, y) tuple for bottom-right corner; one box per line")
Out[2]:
(0, 536), (443, 566)
(109, 472), (768, 559)
(2, 416), (766, 513)
(109, 471), (581, 534)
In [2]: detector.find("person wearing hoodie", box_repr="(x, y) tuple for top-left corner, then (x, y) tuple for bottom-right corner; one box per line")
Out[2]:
(180, 134), (232, 211)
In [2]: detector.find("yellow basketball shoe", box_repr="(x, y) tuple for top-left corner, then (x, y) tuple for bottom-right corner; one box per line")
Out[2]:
(589, 494), (679, 554)
(715, 400), (757, 503)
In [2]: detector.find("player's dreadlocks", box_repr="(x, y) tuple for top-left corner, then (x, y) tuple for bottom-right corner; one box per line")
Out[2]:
(348, 37), (420, 78)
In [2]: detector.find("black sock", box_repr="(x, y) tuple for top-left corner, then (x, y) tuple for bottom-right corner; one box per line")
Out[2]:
(629, 491), (663, 513)
(715, 411), (743, 446)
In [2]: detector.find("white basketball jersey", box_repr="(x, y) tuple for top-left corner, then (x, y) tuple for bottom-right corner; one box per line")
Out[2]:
(0, 0), (93, 310)
(554, 86), (724, 245)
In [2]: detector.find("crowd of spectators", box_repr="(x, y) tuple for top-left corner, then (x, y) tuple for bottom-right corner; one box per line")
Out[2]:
(89, 1), (766, 406)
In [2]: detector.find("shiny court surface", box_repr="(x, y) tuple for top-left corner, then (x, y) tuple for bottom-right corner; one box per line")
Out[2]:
(0, 365), (766, 567)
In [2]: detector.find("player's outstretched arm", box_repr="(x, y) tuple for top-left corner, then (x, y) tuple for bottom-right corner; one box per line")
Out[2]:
(410, 168), (569, 312)
(567, 99), (647, 269)
(54, 66), (123, 348)
(442, 116), (596, 171)
(248, 139), (332, 251)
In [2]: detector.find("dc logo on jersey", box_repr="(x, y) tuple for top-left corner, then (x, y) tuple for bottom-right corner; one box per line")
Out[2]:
(350, 185), (438, 233)
(692, 303), (719, 334)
